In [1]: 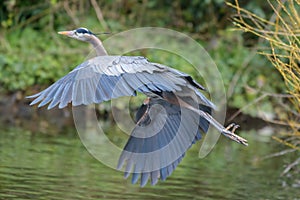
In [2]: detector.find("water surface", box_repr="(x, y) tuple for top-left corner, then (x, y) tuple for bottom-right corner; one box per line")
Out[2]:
(0, 127), (299, 199)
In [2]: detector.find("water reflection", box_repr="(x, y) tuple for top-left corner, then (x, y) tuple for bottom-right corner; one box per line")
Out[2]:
(0, 127), (299, 199)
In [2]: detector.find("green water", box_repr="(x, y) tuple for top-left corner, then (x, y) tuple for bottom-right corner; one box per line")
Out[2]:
(0, 127), (299, 200)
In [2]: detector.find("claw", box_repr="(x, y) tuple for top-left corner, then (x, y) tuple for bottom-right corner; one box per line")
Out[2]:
(224, 123), (235, 131)
(221, 123), (248, 146)
(232, 124), (240, 133)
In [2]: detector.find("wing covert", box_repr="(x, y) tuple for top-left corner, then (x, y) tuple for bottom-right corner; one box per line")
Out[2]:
(27, 56), (188, 109)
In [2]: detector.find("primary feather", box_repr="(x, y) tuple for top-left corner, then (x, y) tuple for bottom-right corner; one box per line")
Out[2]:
(28, 56), (215, 109)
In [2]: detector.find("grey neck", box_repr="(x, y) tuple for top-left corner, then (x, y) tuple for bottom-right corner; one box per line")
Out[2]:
(89, 35), (108, 56)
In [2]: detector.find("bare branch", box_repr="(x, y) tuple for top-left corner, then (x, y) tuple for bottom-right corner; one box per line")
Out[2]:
(90, 0), (109, 31)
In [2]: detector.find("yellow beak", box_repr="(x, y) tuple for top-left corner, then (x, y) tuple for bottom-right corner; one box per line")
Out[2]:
(57, 31), (73, 36)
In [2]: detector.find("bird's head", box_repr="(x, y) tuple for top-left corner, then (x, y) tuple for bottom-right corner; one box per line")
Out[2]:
(58, 27), (96, 42)
(58, 27), (109, 55)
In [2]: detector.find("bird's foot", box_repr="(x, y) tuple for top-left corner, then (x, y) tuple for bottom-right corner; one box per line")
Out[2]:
(224, 123), (240, 133)
(222, 123), (248, 146)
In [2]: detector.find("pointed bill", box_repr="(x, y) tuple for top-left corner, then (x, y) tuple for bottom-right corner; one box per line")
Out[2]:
(58, 31), (73, 36)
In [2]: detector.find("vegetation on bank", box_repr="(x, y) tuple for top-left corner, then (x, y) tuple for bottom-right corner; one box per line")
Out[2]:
(229, 0), (300, 178)
(0, 0), (285, 117)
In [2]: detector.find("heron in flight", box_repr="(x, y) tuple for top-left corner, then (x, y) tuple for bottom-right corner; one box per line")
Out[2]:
(28, 27), (247, 187)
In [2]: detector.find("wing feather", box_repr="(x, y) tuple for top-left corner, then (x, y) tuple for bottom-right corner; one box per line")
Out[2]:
(117, 98), (211, 186)
(28, 55), (214, 110)
(59, 82), (72, 108)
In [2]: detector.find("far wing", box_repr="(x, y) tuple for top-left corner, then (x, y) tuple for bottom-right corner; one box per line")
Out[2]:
(117, 98), (211, 187)
(27, 56), (187, 109)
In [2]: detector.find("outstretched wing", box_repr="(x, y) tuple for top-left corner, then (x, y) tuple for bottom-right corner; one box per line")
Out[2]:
(28, 55), (215, 109)
(27, 56), (189, 109)
(117, 98), (211, 187)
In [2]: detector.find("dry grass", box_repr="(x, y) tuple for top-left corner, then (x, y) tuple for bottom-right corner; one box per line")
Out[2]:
(227, 0), (300, 174)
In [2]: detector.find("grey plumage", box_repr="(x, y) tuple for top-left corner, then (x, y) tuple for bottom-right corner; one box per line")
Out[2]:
(117, 98), (211, 186)
(28, 27), (247, 187)
(28, 55), (214, 187)
(28, 56), (215, 110)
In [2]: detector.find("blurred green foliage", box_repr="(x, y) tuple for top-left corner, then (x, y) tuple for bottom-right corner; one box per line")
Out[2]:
(0, 0), (285, 116)
(0, 27), (85, 92)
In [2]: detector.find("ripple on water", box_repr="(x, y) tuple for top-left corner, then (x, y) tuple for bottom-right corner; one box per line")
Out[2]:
(0, 128), (299, 199)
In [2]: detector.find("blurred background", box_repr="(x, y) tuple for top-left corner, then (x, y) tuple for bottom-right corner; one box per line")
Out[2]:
(0, 0), (299, 199)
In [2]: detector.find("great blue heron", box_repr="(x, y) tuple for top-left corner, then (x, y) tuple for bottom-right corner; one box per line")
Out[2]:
(28, 27), (247, 187)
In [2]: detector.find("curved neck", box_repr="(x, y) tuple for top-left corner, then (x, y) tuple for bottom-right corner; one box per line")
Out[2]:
(88, 35), (108, 56)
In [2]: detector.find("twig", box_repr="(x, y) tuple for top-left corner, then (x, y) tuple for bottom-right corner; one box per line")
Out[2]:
(226, 0), (288, 99)
(261, 149), (297, 160)
(281, 157), (300, 176)
(227, 85), (295, 122)
(262, 118), (300, 128)
(9, 4), (61, 32)
(277, 101), (300, 117)
(273, 136), (300, 151)
(63, 1), (79, 25)
(227, 93), (267, 122)
(90, 0), (109, 30)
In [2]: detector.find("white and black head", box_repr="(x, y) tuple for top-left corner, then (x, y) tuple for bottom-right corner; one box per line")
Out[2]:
(58, 27), (95, 42)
